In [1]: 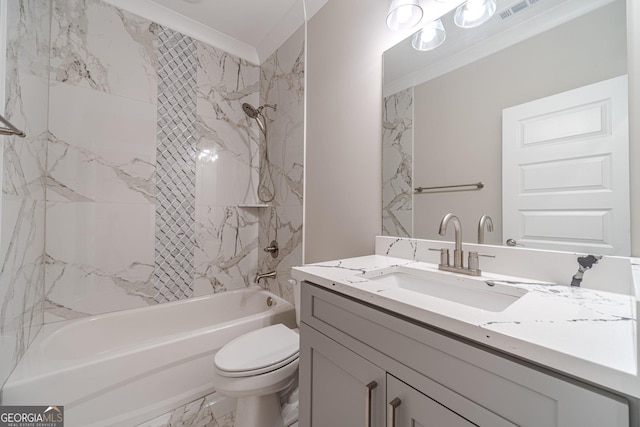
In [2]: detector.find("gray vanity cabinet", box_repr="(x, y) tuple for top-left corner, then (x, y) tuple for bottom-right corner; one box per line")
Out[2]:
(298, 281), (630, 427)
(300, 323), (386, 426)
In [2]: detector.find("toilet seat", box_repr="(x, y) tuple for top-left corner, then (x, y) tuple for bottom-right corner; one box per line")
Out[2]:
(215, 324), (299, 378)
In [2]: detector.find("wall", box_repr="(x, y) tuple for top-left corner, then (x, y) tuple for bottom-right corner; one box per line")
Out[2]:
(0, 0), (49, 387)
(42, 0), (297, 322)
(46, 0), (161, 319)
(44, 0), (252, 320)
(412, 1), (627, 246)
(258, 26), (305, 303)
(305, 0), (639, 260)
(305, 0), (410, 263)
(629, 0), (640, 257)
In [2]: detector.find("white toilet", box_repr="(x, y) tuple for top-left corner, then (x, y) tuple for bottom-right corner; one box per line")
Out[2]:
(212, 282), (301, 427)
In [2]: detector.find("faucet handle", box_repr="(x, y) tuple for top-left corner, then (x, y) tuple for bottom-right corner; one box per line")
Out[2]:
(468, 251), (495, 271)
(429, 248), (450, 267)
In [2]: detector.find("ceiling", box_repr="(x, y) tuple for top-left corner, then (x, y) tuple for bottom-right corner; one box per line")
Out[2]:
(105, 0), (327, 64)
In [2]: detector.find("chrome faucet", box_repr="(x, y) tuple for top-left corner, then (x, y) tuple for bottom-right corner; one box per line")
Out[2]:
(434, 213), (493, 276)
(477, 215), (494, 244)
(255, 271), (276, 284)
(439, 213), (463, 268)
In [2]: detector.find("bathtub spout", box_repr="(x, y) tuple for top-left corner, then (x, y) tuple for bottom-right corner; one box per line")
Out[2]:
(255, 271), (277, 284)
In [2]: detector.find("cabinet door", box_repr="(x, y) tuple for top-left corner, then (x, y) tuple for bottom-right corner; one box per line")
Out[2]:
(299, 323), (386, 427)
(387, 375), (477, 427)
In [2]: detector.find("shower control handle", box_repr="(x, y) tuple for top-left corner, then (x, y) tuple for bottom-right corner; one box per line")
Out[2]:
(365, 381), (377, 427)
(263, 240), (279, 258)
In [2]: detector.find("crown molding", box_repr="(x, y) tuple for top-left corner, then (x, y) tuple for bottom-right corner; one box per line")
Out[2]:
(103, 0), (260, 64)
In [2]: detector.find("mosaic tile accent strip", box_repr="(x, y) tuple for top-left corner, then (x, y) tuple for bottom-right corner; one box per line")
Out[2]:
(154, 26), (198, 303)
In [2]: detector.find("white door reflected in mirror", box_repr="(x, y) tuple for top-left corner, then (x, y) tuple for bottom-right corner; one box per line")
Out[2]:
(502, 75), (630, 255)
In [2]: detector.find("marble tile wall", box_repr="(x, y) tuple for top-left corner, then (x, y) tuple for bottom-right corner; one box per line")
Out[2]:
(0, 0), (50, 387)
(45, 0), (159, 321)
(382, 88), (413, 238)
(44, 0), (262, 321)
(193, 37), (261, 295)
(257, 27), (305, 303)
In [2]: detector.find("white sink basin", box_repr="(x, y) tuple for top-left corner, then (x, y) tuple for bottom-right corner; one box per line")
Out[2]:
(361, 265), (528, 312)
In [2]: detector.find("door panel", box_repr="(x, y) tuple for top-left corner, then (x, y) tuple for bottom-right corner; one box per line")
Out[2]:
(502, 75), (629, 254)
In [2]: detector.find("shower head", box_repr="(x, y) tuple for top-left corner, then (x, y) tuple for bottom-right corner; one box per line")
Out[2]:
(242, 102), (267, 136)
(242, 103), (277, 118)
(242, 103), (260, 119)
(242, 103), (278, 138)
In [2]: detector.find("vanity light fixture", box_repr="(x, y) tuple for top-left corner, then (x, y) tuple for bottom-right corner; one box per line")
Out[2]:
(389, 0), (496, 51)
(387, 0), (424, 31)
(454, 0), (497, 28)
(411, 19), (446, 51)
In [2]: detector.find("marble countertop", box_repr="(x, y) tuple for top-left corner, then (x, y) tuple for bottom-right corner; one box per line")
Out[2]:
(292, 254), (639, 398)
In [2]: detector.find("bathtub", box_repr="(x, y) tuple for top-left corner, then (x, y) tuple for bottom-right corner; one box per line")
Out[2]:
(1, 287), (296, 427)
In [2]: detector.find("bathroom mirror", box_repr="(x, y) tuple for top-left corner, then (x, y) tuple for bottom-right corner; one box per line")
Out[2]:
(382, 0), (630, 255)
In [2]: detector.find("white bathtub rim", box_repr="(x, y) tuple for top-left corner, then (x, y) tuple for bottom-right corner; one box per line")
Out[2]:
(42, 287), (284, 354)
(10, 288), (291, 373)
(5, 321), (250, 405)
(8, 324), (219, 389)
(45, 286), (280, 329)
(42, 303), (290, 362)
(3, 288), (295, 404)
(10, 288), (291, 384)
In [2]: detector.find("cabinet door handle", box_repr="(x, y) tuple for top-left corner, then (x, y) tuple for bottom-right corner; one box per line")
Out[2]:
(365, 381), (378, 427)
(387, 397), (401, 427)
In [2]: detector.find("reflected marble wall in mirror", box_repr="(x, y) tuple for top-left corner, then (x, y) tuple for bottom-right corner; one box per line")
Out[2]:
(382, 0), (630, 255)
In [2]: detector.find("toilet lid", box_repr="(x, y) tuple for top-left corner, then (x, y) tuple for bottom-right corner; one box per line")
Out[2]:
(215, 324), (299, 377)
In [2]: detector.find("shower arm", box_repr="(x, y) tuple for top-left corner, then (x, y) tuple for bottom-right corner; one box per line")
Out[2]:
(259, 104), (277, 113)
